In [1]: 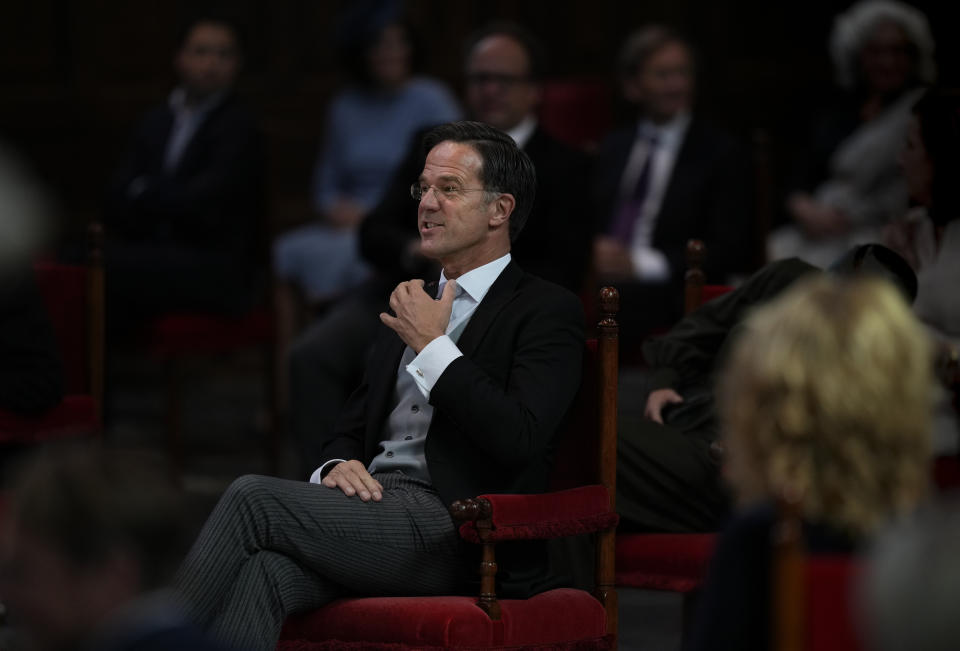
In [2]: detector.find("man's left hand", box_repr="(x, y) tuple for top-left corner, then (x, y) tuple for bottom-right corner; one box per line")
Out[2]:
(380, 279), (455, 352)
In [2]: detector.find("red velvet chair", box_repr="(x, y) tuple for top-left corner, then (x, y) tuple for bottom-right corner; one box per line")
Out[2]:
(0, 224), (104, 442)
(538, 78), (612, 153)
(277, 287), (622, 650)
(146, 306), (277, 474)
(613, 240), (731, 624)
(773, 499), (863, 651)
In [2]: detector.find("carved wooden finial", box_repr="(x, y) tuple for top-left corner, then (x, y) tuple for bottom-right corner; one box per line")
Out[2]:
(598, 286), (619, 319)
(686, 239), (705, 270)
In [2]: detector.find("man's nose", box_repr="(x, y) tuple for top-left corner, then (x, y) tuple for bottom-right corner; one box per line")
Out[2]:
(420, 186), (441, 208)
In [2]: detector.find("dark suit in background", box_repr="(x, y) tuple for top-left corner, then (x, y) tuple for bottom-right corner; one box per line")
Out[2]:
(288, 125), (592, 475)
(593, 120), (752, 334)
(105, 94), (264, 322)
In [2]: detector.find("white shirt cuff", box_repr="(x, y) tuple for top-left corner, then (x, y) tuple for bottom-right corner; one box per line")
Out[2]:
(406, 335), (463, 399)
(631, 246), (671, 281)
(309, 458), (347, 484)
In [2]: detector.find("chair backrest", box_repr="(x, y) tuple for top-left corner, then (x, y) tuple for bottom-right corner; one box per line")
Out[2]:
(773, 498), (863, 651)
(684, 239), (734, 315)
(547, 287), (620, 637)
(32, 224), (104, 418)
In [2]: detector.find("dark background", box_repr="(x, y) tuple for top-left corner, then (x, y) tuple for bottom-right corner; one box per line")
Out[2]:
(1, 0), (956, 246)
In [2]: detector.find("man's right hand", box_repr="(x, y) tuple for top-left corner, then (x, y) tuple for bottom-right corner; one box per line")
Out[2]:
(321, 460), (383, 501)
(644, 388), (684, 424)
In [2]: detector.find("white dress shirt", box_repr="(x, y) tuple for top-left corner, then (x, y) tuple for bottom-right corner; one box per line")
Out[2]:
(619, 112), (691, 281)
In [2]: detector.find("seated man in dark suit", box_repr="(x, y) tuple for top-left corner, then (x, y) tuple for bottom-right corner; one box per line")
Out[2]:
(174, 122), (585, 650)
(592, 25), (752, 337)
(104, 14), (263, 329)
(286, 22), (592, 476)
(617, 244), (917, 533)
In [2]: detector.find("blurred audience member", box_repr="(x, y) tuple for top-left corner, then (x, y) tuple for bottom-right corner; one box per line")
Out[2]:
(104, 14), (264, 330)
(1, 445), (230, 651)
(0, 148), (63, 418)
(286, 22), (592, 476)
(617, 243), (917, 534)
(592, 25), (752, 334)
(272, 2), (460, 309)
(770, 0), (935, 267)
(859, 497), (960, 651)
(883, 87), (960, 454)
(688, 275), (933, 651)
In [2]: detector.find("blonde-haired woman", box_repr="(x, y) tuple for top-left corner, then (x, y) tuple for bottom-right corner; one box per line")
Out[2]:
(689, 275), (934, 651)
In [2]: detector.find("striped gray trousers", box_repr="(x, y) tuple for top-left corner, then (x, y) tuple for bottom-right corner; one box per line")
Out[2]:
(174, 472), (465, 651)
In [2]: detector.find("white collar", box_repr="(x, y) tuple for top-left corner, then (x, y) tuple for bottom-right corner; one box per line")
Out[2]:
(506, 116), (538, 149)
(438, 253), (511, 302)
(168, 87), (226, 116)
(637, 111), (691, 146)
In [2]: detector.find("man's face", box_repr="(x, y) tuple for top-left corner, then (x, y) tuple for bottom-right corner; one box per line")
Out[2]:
(859, 20), (913, 96)
(175, 22), (240, 99)
(416, 141), (506, 270)
(465, 34), (541, 132)
(624, 41), (694, 123)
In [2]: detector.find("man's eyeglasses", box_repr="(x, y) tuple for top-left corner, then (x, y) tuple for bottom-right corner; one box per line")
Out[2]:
(410, 182), (489, 202)
(465, 72), (531, 88)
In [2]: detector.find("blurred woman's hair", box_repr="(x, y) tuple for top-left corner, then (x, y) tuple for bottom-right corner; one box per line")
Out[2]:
(829, 0), (935, 91)
(718, 275), (933, 537)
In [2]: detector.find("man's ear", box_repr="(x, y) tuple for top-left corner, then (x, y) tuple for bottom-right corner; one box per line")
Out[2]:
(488, 193), (516, 229)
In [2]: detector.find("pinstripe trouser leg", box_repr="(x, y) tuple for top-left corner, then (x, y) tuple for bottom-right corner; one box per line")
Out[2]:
(174, 472), (464, 651)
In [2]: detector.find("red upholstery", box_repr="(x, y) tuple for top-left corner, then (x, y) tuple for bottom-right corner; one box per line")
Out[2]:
(933, 455), (960, 492)
(33, 262), (89, 393)
(279, 590), (612, 651)
(700, 284), (733, 305)
(0, 262), (100, 442)
(148, 308), (273, 355)
(539, 78), (611, 152)
(804, 556), (863, 651)
(0, 395), (96, 443)
(615, 533), (716, 592)
(458, 487), (618, 543)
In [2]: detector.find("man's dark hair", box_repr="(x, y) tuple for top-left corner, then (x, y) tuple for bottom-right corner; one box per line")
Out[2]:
(829, 243), (918, 304)
(462, 21), (548, 81)
(618, 25), (694, 79)
(422, 121), (537, 242)
(11, 445), (187, 591)
(913, 88), (960, 227)
(175, 12), (245, 54)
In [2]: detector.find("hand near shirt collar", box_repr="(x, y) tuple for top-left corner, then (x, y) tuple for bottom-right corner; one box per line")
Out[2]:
(380, 279), (456, 353)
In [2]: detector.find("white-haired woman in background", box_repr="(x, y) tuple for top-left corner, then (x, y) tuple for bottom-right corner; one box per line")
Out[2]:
(769, 0), (936, 268)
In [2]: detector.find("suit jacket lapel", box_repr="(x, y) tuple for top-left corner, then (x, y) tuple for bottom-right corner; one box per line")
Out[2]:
(455, 261), (522, 357)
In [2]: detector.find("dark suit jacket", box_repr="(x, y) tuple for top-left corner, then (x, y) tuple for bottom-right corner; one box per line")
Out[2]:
(593, 119), (752, 284)
(104, 94), (265, 314)
(360, 125), (593, 295)
(322, 260), (584, 506)
(321, 261), (584, 596)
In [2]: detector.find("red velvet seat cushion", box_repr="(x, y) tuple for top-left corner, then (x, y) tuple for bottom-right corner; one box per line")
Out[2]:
(33, 262), (89, 393)
(805, 556), (863, 651)
(615, 533), (716, 591)
(148, 308), (273, 355)
(0, 395), (97, 443)
(278, 589), (610, 650)
(933, 455), (960, 492)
